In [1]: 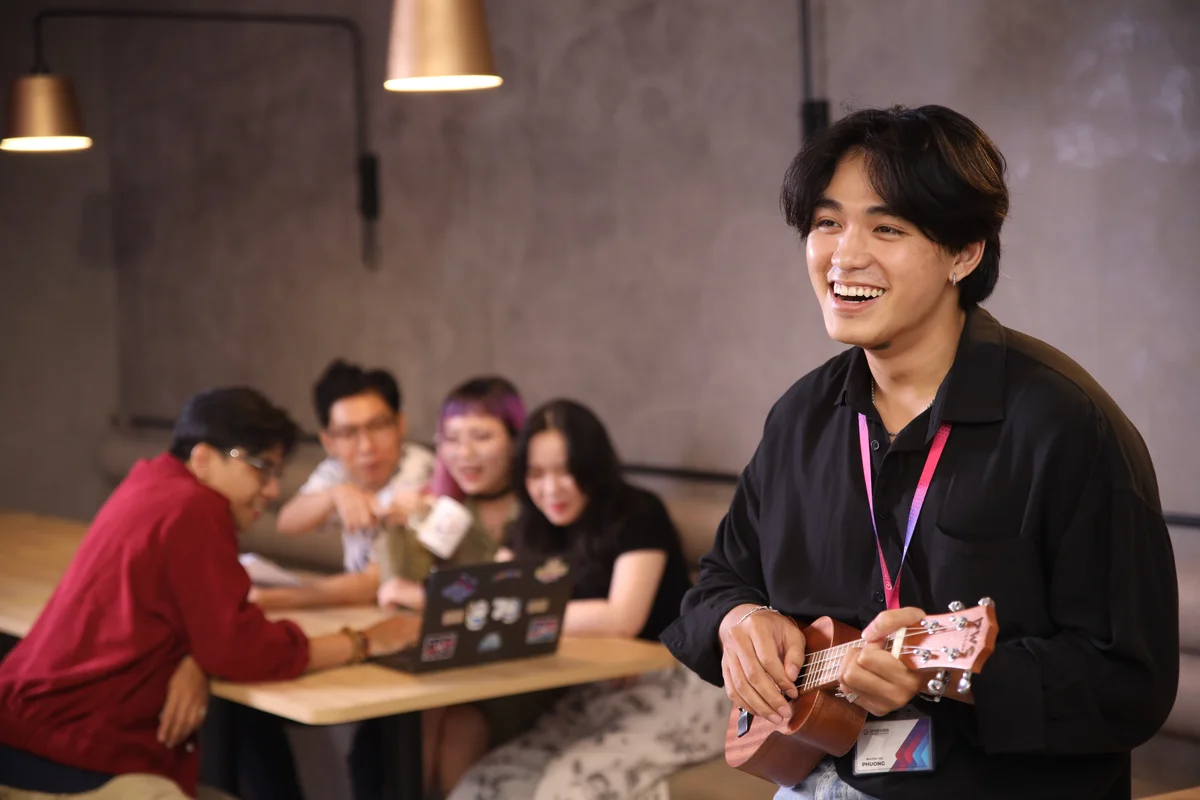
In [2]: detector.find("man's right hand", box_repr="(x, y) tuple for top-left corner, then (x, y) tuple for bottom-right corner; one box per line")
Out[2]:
(363, 613), (422, 657)
(330, 483), (377, 531)
(719, 603), (805, 726)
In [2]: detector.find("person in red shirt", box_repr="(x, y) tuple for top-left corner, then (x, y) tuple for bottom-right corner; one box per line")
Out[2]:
(0, 387), (418, 798)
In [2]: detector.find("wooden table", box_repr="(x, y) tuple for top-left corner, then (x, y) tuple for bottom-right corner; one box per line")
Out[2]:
(220, 605), (674, 724)
(0, 511), (679, 797)
(0, 512), (89, 638)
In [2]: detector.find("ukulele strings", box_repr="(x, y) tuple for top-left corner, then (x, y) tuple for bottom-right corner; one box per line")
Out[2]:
(799, 640), (949, 690)
(795, 624), (957, 691)
(797, 640), (872, 690)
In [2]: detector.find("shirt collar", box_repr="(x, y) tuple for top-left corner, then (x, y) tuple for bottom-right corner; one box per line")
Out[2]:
(937, 307), (1007, 426)
(837, 307), (1007, 443)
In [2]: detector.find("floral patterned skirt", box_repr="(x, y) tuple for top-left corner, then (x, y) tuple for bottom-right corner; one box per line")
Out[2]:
(447, 665), (729, 800)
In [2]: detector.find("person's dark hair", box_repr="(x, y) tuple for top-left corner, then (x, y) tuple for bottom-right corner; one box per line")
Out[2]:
(168, 387), (299, 461)
(313, 359), (401, 429)
(510, 399), (633, 566)
(780, 104), (1009, 308)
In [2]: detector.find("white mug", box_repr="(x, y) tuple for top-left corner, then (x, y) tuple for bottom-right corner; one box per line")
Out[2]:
(412, 496), (473, 559)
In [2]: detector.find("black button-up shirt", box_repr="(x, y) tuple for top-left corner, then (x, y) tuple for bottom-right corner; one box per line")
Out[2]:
(662, 309), (1178, 800)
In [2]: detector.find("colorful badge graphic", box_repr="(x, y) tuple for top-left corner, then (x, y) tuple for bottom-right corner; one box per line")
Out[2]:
(534, 556), (569, 584)
(525, 597), (550, 615)
(441, 574), (478, 604)
(492, 567), (523, 582)
(421, 632), (457, 662)
(465, 599), (491, 631)
(491, 597), (522, 625)
(526, 615), (560, 645)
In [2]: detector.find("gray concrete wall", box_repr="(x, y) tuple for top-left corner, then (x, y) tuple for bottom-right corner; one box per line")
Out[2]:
(2, 0), (1197, 516)
(0, 0), (119, 519)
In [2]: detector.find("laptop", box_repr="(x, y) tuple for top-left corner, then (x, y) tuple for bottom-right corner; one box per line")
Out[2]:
(374, 555), (574, 674)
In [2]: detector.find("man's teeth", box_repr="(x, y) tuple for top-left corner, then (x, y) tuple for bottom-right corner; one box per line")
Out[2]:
(833, 283), (885, 298)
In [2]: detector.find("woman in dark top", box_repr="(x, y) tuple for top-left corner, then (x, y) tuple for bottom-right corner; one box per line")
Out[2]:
(447, 399), (727, 800)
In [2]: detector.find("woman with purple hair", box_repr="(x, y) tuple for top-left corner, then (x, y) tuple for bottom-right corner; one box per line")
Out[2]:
(375, 375), (526, 610)
(370, 376), (540, 800)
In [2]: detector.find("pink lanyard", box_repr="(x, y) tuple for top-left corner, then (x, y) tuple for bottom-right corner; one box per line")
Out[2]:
(858, 414), (951, 610)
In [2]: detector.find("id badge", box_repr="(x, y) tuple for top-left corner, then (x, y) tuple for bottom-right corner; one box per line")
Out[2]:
(853, 706), (934, 775)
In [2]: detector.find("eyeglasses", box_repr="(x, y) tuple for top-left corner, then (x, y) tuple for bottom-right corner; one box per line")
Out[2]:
(227, 449), (285, 484)
(326, 415), (397, 443)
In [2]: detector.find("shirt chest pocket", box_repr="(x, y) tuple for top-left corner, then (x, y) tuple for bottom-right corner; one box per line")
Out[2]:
(926, 472), (1045, 624)
(934, 471), (1028, 546)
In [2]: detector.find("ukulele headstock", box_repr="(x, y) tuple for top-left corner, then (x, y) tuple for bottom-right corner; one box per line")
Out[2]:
(893, 598), (998, 701)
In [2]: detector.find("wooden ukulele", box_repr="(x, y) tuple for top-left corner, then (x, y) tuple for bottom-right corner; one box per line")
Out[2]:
(725, 598), (999, 786)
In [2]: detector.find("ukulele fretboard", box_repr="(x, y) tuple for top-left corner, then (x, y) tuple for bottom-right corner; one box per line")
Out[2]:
(795, 636), (894, 693)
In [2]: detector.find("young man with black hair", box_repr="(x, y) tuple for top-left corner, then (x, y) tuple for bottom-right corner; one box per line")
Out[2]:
(251, 359), (435, 610)
(0, 388), (418, 798)
(663, 105), (1178, 799)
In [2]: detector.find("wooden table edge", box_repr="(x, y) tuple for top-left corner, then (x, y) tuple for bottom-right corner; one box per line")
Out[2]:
(211, 642), (680, 725)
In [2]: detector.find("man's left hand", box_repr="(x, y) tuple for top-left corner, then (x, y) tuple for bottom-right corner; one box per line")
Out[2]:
(158, 655), (209, 748)
(838, 607), (925, 717)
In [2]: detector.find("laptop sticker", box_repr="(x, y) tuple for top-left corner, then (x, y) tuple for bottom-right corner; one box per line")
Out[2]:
(441, 608), (466, 627)
(526, 597), (550, 615)
(465, 599), (491, 631)
(491, 597), (521, 625)
(535, 557), (570, 584)
(421, 632), (458, 662)
(492, 567), (523, 582)
(478, 631), (502, 653)
(526, 615), (560, 645)
(441, 574), (479, 604)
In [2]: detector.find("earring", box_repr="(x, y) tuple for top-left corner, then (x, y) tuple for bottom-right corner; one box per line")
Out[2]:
(951, 272), (959, 286)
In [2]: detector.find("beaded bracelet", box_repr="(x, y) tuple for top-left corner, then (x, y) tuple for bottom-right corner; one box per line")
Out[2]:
(341, 626), (370, 663)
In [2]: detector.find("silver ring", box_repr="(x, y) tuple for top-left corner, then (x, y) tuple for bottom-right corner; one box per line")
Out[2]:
(845, 692), (858, 704)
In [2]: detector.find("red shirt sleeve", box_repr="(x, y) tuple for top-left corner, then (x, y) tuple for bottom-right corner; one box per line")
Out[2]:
(166, 503), (310, 681)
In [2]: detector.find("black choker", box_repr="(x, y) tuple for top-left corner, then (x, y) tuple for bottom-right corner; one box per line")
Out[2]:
(469, 486), (512, 502)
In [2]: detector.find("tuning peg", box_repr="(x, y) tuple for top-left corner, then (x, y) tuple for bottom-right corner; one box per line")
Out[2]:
(957, 673), (973, 694)
(919, 669), (949, 704)
(926, 669), (947, 700)
(978, 597), (994, 607)
(948, 600), (964, 612)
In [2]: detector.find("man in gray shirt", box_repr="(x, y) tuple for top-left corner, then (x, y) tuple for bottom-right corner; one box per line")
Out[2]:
(251, 359), (434, 609)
